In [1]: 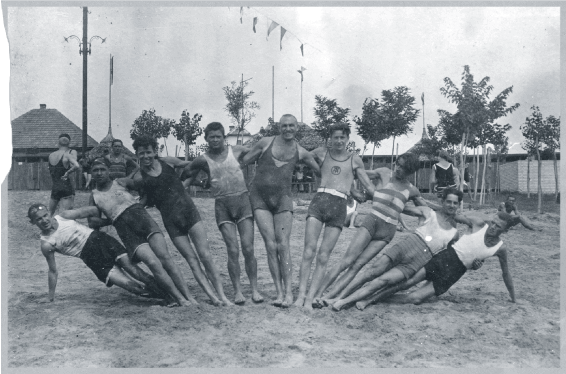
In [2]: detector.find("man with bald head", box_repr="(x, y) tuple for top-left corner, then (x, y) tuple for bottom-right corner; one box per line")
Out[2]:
(48, 133), (81, 216)
(243, 114), (321, 307)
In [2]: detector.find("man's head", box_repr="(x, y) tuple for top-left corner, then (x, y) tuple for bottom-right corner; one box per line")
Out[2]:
(90, 158), (111, 185)
(133, 135), (158, 167)
(440, 187), (463, 216)
(279, 114), (298, 140)
(58, 133), (71, 147)
(204, 122), (226, 150)
(28, 203), (52, 231)
(394, 153), (420, 179)
(111, 139), (124, 155)
(329, 123), (350, 150)
(436, 150), (451, 163)
(486, 212), (516, 239)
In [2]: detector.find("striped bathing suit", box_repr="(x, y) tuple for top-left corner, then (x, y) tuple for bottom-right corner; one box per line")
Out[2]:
(371, 182), (411, 225)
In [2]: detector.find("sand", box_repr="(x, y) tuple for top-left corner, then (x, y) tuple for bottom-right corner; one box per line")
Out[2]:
(7, 191), (560, 367)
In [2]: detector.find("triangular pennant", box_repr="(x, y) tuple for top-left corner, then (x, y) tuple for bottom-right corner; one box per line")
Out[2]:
(240, 7), (243, 24)
(267, 21), (279, 40)
(421, 92), (425, 105)
(300, 44), (304, 56)
(280, 27), (287, 50)
(110, 55), (113, 85)
(253, 17), (258, 33)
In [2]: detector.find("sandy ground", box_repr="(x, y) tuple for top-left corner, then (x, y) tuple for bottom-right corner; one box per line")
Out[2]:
(6, 190), (560, 368)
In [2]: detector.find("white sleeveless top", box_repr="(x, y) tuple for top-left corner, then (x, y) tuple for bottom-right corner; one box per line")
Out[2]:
(202, 146), (248, 198)
(319, 151), (356, 194)
(415, 209), (458, 255)
(40, 216), (93, 257)
(453, 224), (503, 269)
(92, 180), (138, 222)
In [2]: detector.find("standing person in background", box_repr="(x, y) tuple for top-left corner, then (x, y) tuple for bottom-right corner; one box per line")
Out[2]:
(184, 122), (264, 305)
(463, 163), (473, 200)
(430, 150), (460, 198)
(79, 155), (92, 191)
(105, 139), (139, 179)
(242, 114), (321, 307)
(48, 133), (80, 216)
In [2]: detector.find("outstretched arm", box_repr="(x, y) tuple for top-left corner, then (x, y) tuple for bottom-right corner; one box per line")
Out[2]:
(59, 206), (101, 221)
(125, 155), (140, 178)
(353, 156), (375, 196)
(299, 147), (321, 177)
(87, 194), (112, 229)
(41, 243), (58, 302)
(62, 150), (81, 180)
(161, 156), (191, 169)
(494, 246), (515, 303)
(181, 156), (209, 189)
(518, 215), (541, 231)
(452, 166), (461, 187)
(242, 137), (268, 165)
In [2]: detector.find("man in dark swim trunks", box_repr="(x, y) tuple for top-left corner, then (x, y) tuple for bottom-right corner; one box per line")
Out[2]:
(184, 122), (264, 305)
(242, 114), (321, 307)
(48, 133), (81, 216)
(130, 135), (233, 306)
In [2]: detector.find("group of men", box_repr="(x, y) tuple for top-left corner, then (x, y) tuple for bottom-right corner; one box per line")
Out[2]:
(31, 115), (541, 309)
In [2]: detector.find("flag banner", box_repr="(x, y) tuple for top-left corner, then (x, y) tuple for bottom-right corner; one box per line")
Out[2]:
(240, 7), (243, 23)
(110, 55), (113, 85)
(280, 27), (287, 50)
(253, 17), (258, 33)
(421, 92), (424, 105)
(300, 44), (304, 56)
(267, 21), (279, 40)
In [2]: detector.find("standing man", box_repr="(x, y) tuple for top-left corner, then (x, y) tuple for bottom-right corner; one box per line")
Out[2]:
(184, 122), (263, 305)
(48, 133), (81, 216)
(313, 153), (430, 306)
(430, 150), (460, 198)
(463, 163), (473, 200)
(79, 155), (92, 191)
(242, 114), (321, 307)
(105, 139), (139, 179)
(294, 123), (374, 310)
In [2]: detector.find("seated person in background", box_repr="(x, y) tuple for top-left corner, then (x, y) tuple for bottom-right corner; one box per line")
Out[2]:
(498, 195), (519, 215)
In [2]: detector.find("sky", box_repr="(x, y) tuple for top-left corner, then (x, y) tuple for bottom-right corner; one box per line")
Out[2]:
(6, 6), (560, 156)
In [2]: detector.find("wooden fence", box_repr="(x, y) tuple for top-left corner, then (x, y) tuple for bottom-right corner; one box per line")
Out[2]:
(8, 159), (80, 191)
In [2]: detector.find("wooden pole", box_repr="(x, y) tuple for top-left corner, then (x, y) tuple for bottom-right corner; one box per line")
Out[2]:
(82, 7), (88, 158)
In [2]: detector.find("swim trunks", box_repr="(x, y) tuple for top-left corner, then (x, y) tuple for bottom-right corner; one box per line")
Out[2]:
(382, 233), (433, 280)
(307, 192), (347, 229)
(80, 230), (128, 287)
(113, 203), (162, 261)
(424, 243), (468, 296)
(215, 192), (253, 227)
(49, 150), (74, 200)
(358, 213), (397, 243)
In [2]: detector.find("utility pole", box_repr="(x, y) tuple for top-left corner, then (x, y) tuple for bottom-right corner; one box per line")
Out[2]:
(108, 54), (113, 136)
(65, 7), (106, 158)
(239, 74), (253, 145)
(272, 66), (274, 121)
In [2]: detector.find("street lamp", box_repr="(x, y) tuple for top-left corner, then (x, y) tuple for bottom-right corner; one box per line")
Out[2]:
(64, 35), (106, 55)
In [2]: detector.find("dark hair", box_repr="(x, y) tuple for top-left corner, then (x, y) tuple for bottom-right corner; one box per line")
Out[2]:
(91, 157), (110, 169)
(437, 150), (452, 162)
(329, 123), (351, 138)
(204, 122), (225, 138)
(506, 195), (516, 201)
(58, 133), (71, 140)
(112, 139), (123, 146)
(28, 203), (48, 220)
(132, 135), (158, 153)
(398, 153), (420, 175)
(442, 187), (463, 202)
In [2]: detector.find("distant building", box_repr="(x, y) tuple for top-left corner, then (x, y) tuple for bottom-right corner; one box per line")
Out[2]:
(225, 125), (252, 146)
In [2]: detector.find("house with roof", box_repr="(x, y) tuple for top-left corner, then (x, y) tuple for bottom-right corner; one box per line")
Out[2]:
(225, 125), (252, 146)
(9, 104), (98, 190)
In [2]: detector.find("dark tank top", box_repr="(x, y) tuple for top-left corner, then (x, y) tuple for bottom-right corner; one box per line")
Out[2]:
(434, 163), (455, 188)
(140, 159), (190, 211)
(252, 138), (299, 196)
(49, 150), (73, 189)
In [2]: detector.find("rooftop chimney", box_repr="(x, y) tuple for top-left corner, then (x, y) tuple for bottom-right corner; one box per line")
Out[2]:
(40, 104), (46, 109)
(229, 126), (235, 132)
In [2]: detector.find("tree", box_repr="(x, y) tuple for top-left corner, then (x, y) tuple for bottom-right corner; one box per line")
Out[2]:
(354, 98), (388, 169)
(542, 115), (560, 199)
(171, 110), (203, 160)
(312, 95), (351, 140)
(130, 108), (173, 153)
(491, 125), (510, 197)
(223, 80), (260, 145)
(440, 65), (519, 200)
(521, 106), (546, 214)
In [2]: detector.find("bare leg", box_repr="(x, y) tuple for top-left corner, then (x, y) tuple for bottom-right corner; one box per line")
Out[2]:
(117, 255), (167, 298)
(295, 217), (324, 308)
(387, 281), (436, 305)
(58, 195), (74, 212)
(332, 267), (406, 311)
(237, 218), (263, 303)
(356, 268), (427, 310)
(170, 235), (223, 306)
(254, 209), (284, 306)
(314, 228), (373, 301)
(48, 198), (58, 217)
(304, 225), (342, 311)
(135, 244), (192, 306)
(147, 233), (195, 303)
(219, 222), (246, 304)
(107, 266), (147, 295)
(322, 239), (388, 300)
(273, 211), (294, 308)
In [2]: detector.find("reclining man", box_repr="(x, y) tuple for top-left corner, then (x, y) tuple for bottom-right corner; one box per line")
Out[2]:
(327, 187), (465, 311)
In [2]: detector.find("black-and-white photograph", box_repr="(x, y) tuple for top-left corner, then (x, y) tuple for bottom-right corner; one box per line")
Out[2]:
(5, 4), (560, 368)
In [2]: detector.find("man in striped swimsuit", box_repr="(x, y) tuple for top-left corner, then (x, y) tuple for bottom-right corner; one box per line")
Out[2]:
(184, 122), (263, 305)
(294, 123), (374, 310)
(315, 153), (429, 306)
(104, 139), (139, 179)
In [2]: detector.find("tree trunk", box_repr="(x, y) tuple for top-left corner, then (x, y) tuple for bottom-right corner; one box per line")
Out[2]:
(474, 147), (480, 201)
(496, 155), (500, 198)
(480, 145), (487, 205)
(163, 138), (169, 156)
(184, 133), (189, 161)
(553, 149), (559, 199)
(527, 155), (531, 198)
(370, 143), (376, 169)
(390, 136), (396, 171)
(536, 137), (542, 214)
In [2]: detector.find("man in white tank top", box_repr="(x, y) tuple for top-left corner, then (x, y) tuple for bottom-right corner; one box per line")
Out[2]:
(355, 211), (540, 309)
(29, 203), (166, 302)
(329, 188), (467, 311)
(294, 123), (375, 311)
(184, 122), (264, 305)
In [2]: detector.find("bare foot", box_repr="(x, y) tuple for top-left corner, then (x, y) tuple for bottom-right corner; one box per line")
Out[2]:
(281, 294), (294, 308)
(312, 298), (324, 308)
(303, 303), (313, 312)
(272, 295), (284, 307)
(331, 301), (345, 311)
(356, 301), (368, 310)
(209, 298), (223, 307)
(234, 292), (246, 305)
(222, 298), (235, 306)
(251, 291), (264, 303)
(293, 295), (306, 307)
(322, 298), (337, 307)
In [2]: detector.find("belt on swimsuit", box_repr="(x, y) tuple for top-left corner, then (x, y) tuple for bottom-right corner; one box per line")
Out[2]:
(317, 187), (348, 200)
(370, 209), (399, 225)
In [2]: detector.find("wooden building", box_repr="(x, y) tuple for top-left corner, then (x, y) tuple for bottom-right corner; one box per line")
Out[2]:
(9, 104), (98, 190)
